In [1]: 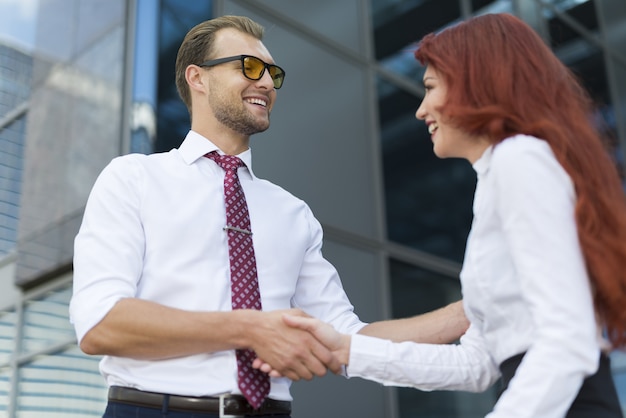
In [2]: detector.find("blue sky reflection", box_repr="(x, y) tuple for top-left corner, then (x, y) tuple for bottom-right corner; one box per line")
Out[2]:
(0, 0), (39, 51)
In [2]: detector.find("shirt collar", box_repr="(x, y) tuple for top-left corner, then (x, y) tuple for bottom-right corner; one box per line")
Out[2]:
(472, 144), (494, 177)
(178, 130), (256, 179)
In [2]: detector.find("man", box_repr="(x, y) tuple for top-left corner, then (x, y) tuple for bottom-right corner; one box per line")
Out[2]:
(70, 15), (467, 418)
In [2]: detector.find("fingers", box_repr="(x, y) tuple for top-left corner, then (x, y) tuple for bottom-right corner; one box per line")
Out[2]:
(248, 310), (346, 381)
(260, 362), (275, 375)
(284, 308), (311, 318)
(282, 313), (350, 368)
(257, 340), (340, 378)
(281, 333), (330, 380)
(284, 314), (343, 351)
(250, 313), (330, 381)
(282, 313), (317, 330)
(251, 358), (266, 370)
(252, 358), (280, 375)
(252, 357), (284, 377)
(308, 336), (343, 374)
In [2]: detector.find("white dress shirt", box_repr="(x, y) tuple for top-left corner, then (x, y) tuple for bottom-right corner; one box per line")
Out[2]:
(70, 130), (366, 401)
(348, 135), (601, 418)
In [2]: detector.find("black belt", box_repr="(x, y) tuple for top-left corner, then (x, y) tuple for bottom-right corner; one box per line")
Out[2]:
(108, 386), (291, 416)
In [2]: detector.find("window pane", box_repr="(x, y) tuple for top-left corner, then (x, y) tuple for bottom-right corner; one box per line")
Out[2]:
(0, 363), (11, 414)
(379, 77), (475, 262)
(16, 346), (106, 417)
(155, 0), (213, 152)
(21, 284), (74, 355)
(0, 44), (32, 257)
(389, 259), (496, 417)
(612, 351), (626, 413)
(0, 309), (17, 364)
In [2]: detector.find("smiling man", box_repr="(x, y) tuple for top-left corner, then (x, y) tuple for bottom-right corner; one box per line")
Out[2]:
(69, 15), (468, 418)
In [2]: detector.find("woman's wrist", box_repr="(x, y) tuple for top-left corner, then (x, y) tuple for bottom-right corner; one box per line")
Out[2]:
(338, 334), (351, 365)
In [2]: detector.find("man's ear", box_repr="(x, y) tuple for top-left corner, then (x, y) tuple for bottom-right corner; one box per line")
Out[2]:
(186, 65), (206, 94)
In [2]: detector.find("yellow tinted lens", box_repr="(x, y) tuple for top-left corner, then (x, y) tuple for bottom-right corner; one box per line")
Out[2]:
(269, 67), (285, 88)
(243, 57), (264, 79)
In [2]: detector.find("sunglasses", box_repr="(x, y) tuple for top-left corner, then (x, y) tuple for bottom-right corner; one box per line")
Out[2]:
(198, 55), (286, 89)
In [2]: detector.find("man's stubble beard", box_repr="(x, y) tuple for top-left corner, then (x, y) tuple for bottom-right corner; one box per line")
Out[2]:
(210, 89), (270, 136)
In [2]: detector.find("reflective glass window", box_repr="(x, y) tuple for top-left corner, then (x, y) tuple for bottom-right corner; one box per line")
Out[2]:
(0, 45), (32, 257)
(0, 309), (17, 364)
(374, 0), (626, 416)
(378, 76), (475, 262)
(546, 0), (624, 182)
(20, 284), (74, 355)
(16, 347), (105, 417)
(155, 0), (213, 152)
(0, 363), (11, 414)
(389, 259), (496, 417)
(612, 351), (626, 412)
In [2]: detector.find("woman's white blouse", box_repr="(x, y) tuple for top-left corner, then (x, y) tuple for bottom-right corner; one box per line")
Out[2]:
(348, 135), (600, 418)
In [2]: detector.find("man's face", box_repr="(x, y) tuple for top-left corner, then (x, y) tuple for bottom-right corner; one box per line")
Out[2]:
(203, 28), (278, 136)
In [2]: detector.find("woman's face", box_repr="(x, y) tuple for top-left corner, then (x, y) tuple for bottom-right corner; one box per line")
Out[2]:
(415, 65), (488, 163)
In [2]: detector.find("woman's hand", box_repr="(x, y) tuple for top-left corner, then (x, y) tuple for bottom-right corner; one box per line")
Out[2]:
(252, 314), (351, 377)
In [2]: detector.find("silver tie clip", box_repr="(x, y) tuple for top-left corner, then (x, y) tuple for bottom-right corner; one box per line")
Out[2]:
(223, 226), (252, 235)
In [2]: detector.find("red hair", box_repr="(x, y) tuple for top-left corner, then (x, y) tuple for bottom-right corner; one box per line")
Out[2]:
(415, 13), (626, 348)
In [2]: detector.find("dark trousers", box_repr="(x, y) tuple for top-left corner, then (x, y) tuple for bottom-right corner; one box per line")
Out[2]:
(103, 401), (292, 418)
(499, 353), (623, 417)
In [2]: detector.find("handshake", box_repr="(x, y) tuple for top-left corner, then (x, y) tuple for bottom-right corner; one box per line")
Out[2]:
(248, 309), (351, 381)
(247, 301), (468, 381)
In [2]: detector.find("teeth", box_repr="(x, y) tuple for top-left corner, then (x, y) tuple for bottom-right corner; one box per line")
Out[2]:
(246, 98), (267, 107)
(428, 123), (438, 134)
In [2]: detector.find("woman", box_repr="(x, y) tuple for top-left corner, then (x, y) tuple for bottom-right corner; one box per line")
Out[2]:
(258, 13), (626, 418)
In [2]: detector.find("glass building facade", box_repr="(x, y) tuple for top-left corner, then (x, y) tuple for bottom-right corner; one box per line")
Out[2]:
(0, 0), (625, 417)
(0, 44), (30, 258)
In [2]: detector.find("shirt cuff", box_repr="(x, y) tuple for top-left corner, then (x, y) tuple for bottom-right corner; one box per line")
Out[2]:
(346, 334), (390, 379)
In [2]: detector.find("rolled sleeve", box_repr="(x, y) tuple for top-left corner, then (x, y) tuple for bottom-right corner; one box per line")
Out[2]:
(70, 156), (146, 342)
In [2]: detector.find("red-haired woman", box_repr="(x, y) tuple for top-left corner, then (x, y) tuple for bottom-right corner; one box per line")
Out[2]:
(263, 12), (626, 418)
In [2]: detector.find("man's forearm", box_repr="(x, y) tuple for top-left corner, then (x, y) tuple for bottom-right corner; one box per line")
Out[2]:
(79, 298), (254, 359)
(78, 298), (340, 380)
(358, 300), (468, 344)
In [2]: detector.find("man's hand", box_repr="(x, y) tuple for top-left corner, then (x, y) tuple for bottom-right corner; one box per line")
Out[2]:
(252, 314), (351, 377)
(79, 299), (341, 381)
(247, 309), (344, 381)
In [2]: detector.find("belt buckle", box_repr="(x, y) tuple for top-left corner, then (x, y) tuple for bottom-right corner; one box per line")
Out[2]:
(219, 394), (245, 418)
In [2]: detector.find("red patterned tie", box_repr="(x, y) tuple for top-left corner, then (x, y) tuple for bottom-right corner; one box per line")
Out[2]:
(205, 151), (270, 409)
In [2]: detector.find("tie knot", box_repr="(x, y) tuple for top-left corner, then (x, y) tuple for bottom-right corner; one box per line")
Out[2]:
(205, 151), (244, 172)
